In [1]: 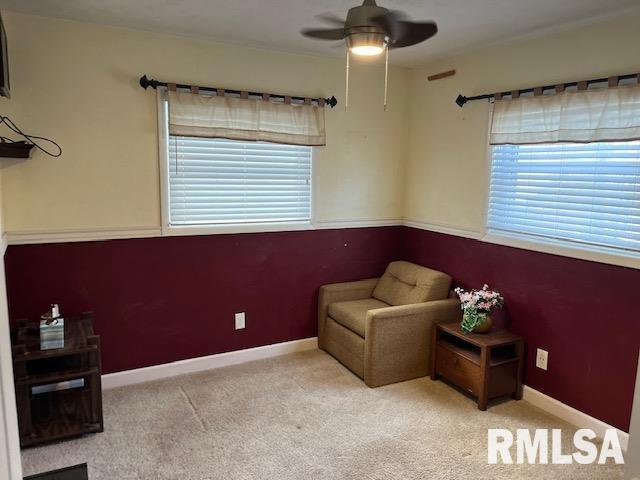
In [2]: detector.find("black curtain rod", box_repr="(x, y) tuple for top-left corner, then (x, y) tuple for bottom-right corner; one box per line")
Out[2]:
(139, 75), (338, 108)
(455, 72), (640, 107)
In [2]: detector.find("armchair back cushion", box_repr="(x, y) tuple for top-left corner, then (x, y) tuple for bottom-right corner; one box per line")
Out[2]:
(372, 261), (452, 306)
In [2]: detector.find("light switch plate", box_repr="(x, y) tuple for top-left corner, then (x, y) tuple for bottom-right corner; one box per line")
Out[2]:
(235, 312), (245, 330)
(536, 348), (548, 370)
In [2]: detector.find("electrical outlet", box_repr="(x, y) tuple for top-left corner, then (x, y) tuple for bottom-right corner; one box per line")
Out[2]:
(235, 312), (245, 330)
(536, 348), (548, 370)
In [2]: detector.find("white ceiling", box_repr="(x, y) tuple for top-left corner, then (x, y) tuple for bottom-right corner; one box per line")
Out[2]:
(2, 0), (639, 67)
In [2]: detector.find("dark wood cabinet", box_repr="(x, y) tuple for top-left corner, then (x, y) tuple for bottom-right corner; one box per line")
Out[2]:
(430, 320), (524, 410)
(11, 312), (103, 447)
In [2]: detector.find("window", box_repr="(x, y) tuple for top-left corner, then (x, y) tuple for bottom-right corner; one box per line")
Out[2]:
(167, 136), (312, 227)
(488, 141), (640, 256)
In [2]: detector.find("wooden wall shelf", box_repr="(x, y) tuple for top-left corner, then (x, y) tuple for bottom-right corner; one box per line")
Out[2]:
(0, 141), (35, 158)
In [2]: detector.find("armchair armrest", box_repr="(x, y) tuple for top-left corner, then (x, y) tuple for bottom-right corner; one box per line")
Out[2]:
(363, 298), (461, 387)
(367, 298), (461, 322)
(317, 278), (379, 349)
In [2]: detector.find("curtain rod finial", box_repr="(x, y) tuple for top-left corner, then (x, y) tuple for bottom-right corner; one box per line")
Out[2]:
(455, 94), (467, 107)
(325, 96), (338, 109)
(139, 75), (160, 90)
(139, 75), (150, 89)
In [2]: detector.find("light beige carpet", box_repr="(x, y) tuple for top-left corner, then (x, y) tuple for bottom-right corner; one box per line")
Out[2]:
(22, 349), (623, 479)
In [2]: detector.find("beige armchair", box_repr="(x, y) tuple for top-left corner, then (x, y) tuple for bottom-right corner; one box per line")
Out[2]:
(318, 261), (461, 387)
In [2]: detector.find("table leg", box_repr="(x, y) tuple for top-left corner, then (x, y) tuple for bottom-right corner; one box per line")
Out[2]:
(430, 324), (438, 381)
(513, 340), (524, 400)
(478, 346), (491, 411)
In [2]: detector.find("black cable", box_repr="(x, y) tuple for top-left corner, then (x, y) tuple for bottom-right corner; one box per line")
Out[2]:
(0, 115), (62, 157)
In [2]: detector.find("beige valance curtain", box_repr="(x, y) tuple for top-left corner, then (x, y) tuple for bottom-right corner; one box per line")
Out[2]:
(167, 90), (326, 146)
(490, 84), (640, 144)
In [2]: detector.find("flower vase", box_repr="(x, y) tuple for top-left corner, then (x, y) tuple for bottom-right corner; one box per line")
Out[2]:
(461, 312), (493, 334)
(473, 315), (492, 333)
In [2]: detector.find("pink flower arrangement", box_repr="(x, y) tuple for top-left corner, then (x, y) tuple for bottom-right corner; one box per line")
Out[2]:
(454, 284), (504, 333)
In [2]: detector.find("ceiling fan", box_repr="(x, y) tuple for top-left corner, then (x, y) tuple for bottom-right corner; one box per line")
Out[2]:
(301, 0), (438, 110)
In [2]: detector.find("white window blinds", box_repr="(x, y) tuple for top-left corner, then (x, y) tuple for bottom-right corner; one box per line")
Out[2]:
(488, 141), (640, 254)
(168, 136), (312, 226)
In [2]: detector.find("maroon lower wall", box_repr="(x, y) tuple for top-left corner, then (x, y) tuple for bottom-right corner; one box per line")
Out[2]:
(402, 227), (640, 432)
(4, 227), (402, 374)
(5, 225), (639, 432)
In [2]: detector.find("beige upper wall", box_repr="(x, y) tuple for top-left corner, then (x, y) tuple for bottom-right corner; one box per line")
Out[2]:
(405, 14), (640, 233)
(0, 12), (408, 233)
(4, 11), (640, 236)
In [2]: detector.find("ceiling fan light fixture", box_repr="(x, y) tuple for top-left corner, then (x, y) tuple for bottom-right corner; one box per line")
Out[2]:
(351, 45), (384, 56)
(347, 32), (388, 56)
(301, 0), (439, 110)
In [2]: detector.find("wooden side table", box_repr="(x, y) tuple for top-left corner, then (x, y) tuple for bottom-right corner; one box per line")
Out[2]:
(430, 320), (524, 410)
(11, 312), (103, 447)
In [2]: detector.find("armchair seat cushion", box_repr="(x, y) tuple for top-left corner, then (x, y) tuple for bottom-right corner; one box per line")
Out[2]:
(328, 298), (389, 338)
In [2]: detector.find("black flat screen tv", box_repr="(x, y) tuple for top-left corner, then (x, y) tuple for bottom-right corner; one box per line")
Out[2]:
(0, 12), (9, 98)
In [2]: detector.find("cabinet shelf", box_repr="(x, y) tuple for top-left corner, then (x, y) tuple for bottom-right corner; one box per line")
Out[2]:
(438, 338), (519, 367)
(16, 367), (99, 386)
(22, 420), (102, 448)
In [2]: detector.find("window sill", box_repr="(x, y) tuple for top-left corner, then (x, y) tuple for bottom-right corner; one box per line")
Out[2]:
(482, 232), (640, 270)
(162, 221), (315, 237)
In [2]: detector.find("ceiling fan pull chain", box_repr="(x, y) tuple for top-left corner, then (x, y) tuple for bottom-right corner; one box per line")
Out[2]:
(384, 47), (389, 111)
(345, 49), (350, 112)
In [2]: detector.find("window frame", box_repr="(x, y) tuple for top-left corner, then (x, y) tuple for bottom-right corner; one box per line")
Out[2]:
(157, 89), (316, 237)
(481, 135), (640, 270)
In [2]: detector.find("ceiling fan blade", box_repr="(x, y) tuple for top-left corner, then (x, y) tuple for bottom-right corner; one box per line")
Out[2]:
(316, 13), (346, 27)
(390, 21), (438, 48)
(301, 28), (346, 40)
(388, 10), (410, 22)
(370, 11), (406, 40)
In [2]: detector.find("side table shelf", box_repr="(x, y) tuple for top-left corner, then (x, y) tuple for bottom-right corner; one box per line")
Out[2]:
(11, 312), (103, 448)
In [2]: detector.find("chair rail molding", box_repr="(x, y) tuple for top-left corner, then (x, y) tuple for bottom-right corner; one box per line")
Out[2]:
(5, 219), (405, 245)
(402, 218), (483, 240)
(314, 218), (403, 229)
(7, 226), (164, 245)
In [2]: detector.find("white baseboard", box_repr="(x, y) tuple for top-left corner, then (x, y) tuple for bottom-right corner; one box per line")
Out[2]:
(523, 385), (629, 451)
(102, 337), (318, 390)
